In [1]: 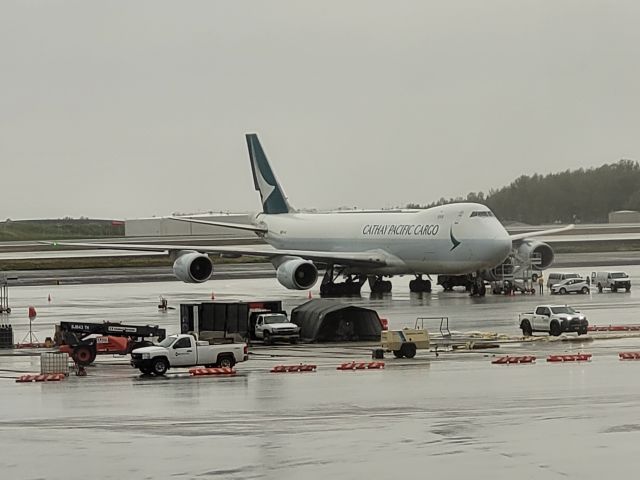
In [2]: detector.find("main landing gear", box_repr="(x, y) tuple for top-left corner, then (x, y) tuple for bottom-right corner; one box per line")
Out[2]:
(320, 266), (366, 296)
(368, 276), (393, 294)
(469, 273), (487, 297)
(409, 275), (431, 293)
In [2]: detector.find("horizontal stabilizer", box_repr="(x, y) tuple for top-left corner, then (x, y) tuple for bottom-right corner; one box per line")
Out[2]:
(168, 216), (267, 233)
(510, 224), (574, 241)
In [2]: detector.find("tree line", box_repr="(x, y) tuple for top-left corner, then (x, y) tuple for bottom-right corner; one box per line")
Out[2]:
(408, 160), (640, 224)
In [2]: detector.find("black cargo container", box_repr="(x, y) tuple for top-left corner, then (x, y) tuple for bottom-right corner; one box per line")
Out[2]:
(180, 300), (284, 340)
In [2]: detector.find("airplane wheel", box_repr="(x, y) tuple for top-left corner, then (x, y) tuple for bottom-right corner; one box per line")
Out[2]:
(393, 350), (404, 358)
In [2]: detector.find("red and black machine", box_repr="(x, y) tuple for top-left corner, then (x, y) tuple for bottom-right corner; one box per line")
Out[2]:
(55, 321), (166, 366)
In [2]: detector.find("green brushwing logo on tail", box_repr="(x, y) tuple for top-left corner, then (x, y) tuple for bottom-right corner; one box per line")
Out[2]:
(450, 226), (461, 251)
(246, 134), (290, 214)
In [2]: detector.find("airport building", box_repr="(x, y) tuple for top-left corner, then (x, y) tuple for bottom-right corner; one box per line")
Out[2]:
(125, 213), (254, 237)
(609, 210), (640, 223)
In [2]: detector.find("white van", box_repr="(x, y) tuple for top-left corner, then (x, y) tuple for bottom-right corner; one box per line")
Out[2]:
(546, 272), (581, 289)
(591, 271), (631, 293)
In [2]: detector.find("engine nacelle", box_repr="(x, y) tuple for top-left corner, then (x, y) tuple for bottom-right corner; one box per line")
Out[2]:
(515, 239), (554, 270)
(172, 251), (213, 283)
(276, 258), (318, 290)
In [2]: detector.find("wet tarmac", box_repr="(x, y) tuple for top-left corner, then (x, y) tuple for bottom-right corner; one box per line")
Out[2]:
(2, 261), (640, 479)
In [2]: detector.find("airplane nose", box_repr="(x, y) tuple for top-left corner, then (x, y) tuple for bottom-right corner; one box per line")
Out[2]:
(497, 236), (512, 262)
(484, 221), (512, 265)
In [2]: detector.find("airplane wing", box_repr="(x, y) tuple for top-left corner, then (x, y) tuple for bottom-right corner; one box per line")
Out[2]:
(168, 216), (267, 233)
(43, 241), (389, 268)
(509, 224), (575, 242)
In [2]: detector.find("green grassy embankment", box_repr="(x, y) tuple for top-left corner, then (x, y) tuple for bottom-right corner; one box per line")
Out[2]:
(0, 219), (124, 241)
(0, 255), (266, 271)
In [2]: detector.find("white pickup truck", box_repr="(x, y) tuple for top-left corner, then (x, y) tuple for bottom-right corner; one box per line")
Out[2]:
(254, 312), (300, 345)
(130, 334), (248, 375)
(519, 305), (589, 337)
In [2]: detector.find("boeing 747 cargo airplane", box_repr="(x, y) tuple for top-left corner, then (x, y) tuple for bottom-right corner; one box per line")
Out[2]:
(53, 134), (572, 295)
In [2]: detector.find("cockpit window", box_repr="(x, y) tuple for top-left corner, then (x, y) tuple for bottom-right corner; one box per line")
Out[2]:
(470, 211), (494, 217)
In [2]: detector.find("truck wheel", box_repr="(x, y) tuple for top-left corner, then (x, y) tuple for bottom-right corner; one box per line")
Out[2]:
(73, 346), (96, 366)
(139, 367), (152, 375)
(400, 343), (417, 359)
(152, 358), (168, 376)
(550, 321), (561, 337)
(521, 320), (533, 336)
(263, 332), (272, 345)
(626, 286), (631, 292)
(217, 355), (235, 368)
(392, 350), (404, 358)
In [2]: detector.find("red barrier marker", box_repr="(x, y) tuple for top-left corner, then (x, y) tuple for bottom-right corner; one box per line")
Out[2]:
(619, 352), (640, 360)
(546, 354), (592, 362)
(491, 356), (536, 364)
(188, 367), (236, 376)
(270, 364), (317, 373)
(336, 361), (385, 370)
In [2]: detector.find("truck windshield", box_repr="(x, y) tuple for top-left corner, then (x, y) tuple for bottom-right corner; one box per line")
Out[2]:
(264, 315), (288, 324)
(159, 336), (178, 347)
(550, 306), (577, 314)
(611, 272), (627, 279)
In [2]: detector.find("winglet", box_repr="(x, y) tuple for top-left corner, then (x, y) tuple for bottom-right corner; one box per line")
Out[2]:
(245, 134), (293, 214)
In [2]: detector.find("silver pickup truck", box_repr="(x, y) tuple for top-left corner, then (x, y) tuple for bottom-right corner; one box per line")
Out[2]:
(519, 305), (588, 336)
(131, 334), (248, 375)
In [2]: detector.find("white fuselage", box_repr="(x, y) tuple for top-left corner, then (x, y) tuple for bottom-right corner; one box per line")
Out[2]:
(254, 203), (512, 275)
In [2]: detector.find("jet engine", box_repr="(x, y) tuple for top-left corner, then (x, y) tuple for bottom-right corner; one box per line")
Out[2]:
(515, 239), (554, 270)
(276, 258), (318, 290)
(172, 251), (214, 283)
(483, 239), (555, 282)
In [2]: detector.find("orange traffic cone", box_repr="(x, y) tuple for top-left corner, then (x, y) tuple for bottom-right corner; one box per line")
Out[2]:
(211, 291), (215, 300)
(47, 294), (51, 303)
(308, 290), (313, 299)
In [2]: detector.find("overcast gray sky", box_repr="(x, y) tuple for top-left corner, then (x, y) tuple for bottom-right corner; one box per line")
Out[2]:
(2, 0), (639, 220)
